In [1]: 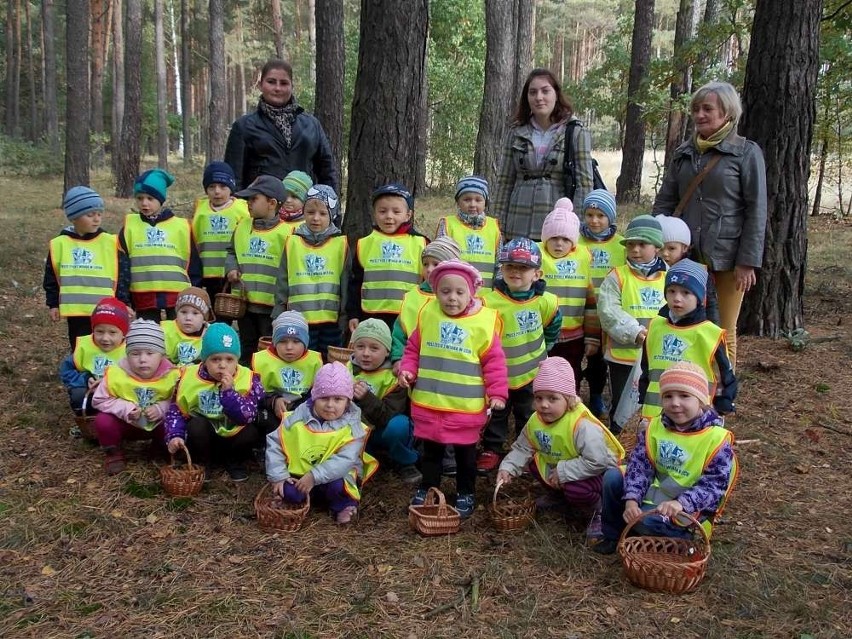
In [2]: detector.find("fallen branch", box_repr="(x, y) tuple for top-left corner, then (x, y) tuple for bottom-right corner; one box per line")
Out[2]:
(423, 586), (470, 619)
(818, 421), (852, 436)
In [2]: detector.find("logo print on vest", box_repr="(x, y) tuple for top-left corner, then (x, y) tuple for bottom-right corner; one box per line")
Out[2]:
(248, 237), (269, 257)
(639, 287), (663, 308)
(177, 342), (198, 364)
(662, 334), (687, 359)
(198, 389), (223, 416)
(92, 355), (110, 377)
(134, 387), (156, 408)
(146, 227), (167, 245)
(305, 254), (327, 274)
(515, 310), (541, 333)
(279, 367), (304, 391)
(71, 248), (94, 266)
(439, 321), (467, 347)
(556, 260), (577, 276)
(209, 215), (229, 232)
(534, 429), (553, 454)
(466, 234), (485, 254)
(658, 440), (690, 477)
(590, 248), (610, 269)
(380, 241), (404, 260)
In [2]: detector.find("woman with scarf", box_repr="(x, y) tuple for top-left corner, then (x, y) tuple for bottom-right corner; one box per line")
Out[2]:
(225, 59), (339, 194)
(652, 81), (767, 366)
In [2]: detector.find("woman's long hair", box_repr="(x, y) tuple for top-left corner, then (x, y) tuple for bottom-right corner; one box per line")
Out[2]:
(512, 68), (573, 126)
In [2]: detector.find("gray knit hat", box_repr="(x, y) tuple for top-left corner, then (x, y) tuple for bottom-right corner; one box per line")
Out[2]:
(422, 236), (461, 263)
(272, 310), (310, 347)
(125, 319), (166, 354)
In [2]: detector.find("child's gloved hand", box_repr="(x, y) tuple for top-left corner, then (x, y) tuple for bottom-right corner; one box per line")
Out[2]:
(167, 437), (185, 455)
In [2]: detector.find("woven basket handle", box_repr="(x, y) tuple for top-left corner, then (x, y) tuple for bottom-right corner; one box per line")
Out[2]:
(170, 441), (193, 471)
(619, 507), (710, 548)
(426, 487), (447, 516)
(492, 478), (505, 506)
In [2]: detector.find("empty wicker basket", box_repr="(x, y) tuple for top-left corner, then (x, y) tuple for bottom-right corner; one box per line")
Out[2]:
(408, 487), (461, 536)
(489, 480), (536, 532)
(255, 483), (310, 533)
(160, 443), (205, 497)
(257, 336), (272, 352)
(326, 345), (354, 365)
(214, 282), (247, 320)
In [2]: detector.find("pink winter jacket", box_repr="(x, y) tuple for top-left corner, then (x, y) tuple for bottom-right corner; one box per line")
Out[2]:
(92, 358), (176, 426)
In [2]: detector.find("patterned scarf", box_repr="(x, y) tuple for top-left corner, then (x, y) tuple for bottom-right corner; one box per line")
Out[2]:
(258, 98), (299, 149)
(627, 255), (667, 278)
(457, 209), (486, 229)
(580, 222), (617, 242)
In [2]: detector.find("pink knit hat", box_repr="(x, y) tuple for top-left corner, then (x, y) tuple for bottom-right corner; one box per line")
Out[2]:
(427, 259), (483, 295)
(311, 361), (354, 400)
(541, 198), (580, 245)
(659, 362), (709, 404)
(532, 357), (576, 397)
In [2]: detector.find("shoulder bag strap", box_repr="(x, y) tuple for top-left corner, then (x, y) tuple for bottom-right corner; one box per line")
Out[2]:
(673, 154), (722, 217)
(562, 121), (580, 199)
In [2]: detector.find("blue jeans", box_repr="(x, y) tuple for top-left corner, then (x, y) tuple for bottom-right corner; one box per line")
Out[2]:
(366, 414), (418, 466)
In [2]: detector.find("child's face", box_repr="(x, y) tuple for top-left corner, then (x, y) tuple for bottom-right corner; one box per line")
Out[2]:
(534, 390), (570, 424)
(248, 194), (278, 218)
(662, 390), (703, 427)
(92, 324), (124, 352)
(457, 192), (486, 216)
(665, 284), (699, 316)
(545, 236), (574, 259)
(373, 196), (412, 234)
(274, 337), (306, 363)
(206, 183), (232, 206)
(584, 208), (610, 234)
(435, 274), (472, 317)
(421, 256), (440, 281)
(127, 348), (163, 380)
(176, 306), (205, 334)
(135, 194), (162, 218)
(500, 263), (541, 292)
(281, 193), (304, 215)
(313, 396), (349, 421)
(624, 240), (658, 264)
(205, 353), (238, 381)
(73, 211), (103, 235)
(353, 338), (388, 372)
(304, 200), (331, 233)
(660, 241), (689, 266)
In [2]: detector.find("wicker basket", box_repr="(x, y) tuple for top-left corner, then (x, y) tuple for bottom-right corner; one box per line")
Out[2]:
(74, 414), (97, 440)
(257, 336), (272, 352)
(489, 480), (536, 532)
(618, 509), (711, 594)
(408, 487), (461, 536)
(326, 345), (354, 364)
(214, 282), (247, 320)
(159, 443), (205, 497)
(255, 483), (310, 533)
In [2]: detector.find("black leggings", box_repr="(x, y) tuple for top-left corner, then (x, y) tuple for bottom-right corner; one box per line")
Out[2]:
(420, 440), (477, 496)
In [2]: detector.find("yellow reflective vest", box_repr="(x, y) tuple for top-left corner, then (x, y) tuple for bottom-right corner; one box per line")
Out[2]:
(162, 320), (205, 366)
(285, 234), (348, 323)
(251, 348), (322, 397)
(191, 197), (249, 278)
(578, 234), (626, 292)
(440, 215), (500, 289)
(604, 265), (666, 364)
(124, 214), (192, 294)
(351, 366), (398, 400)
(72, 335), (127, 378)
(397, 286), (433, 338)
(357, 231), (427, 315)
(233, 218), (291, 307)
(49, 233), (120, 317)
(539, 243), (594, 335)
(175, 364), (254, 436)
(103, 365), (181, 431)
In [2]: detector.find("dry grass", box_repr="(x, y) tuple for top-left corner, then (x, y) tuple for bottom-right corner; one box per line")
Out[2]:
(1, 166), (850, 638)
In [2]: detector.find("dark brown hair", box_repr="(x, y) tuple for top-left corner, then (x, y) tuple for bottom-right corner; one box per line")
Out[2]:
(512, 68), (573, 126)
(260, 59), (293, 83)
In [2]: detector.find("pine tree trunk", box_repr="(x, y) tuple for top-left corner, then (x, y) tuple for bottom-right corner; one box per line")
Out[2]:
(663, 0), (693, 169)
(314, 0), (344, 184)
(615, 0), (654, 204)
(738, 0), (822, 336)
(112, 0), (125, 177)
(694, 0), (720, 84)
(116, 0), (142, 197)
(65, 0), (91, 190)
(5, 0), (20, 136)
(308, 0), (316, 84)
(512, 0), (534, 100)
(42, 0), (59, 151)
(24, 0), (37, 140)
(155, 0), (169, 168)
(272, 0), (285, 59)
(207, 0), (226, 162)
(180, 0), (192, 162)
(90, 0), (108, 165)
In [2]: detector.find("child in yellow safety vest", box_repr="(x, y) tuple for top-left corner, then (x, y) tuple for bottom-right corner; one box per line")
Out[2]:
(91, 320), (180, 475)
(497, 357), (623, 545)
(226, 175), (293, 365)
(45, 186), (131, 350)
(165, 323), (265, 482)
(435, 176), (501, 290)
(120, 169), (202, 322)
(399, 260), (509, 519)
(597, 215), (667, 434)
(593, 362), (738, 555)
(272, 185), (350, 356)
(347, 183), (428, 334)
(278, 170), (313, 229)
(191, 161), (250, 300)
(161, 287), (212, 366)
(253, 311), (322, 434)
(266, 362), (378, 525)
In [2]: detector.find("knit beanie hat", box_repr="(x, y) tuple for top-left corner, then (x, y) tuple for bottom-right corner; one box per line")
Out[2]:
(282, 170), (313, 203)
(621, 215), (664, 249)
(422, 236), (461, 263)
(428, 259), (483, 296)
(63, 186), (105, 221)
(666, 258), (708, 304)
(541, 198), (581, 245)
(311, 361), (355, 400)
(304, 184), (339, 215)
(200, 323), (241, 360)
(90, 297), (130, 335)
(582, 189), (617, 225)
(271, 310), (310, 347)
(659, 361), (710, 404)
(372, 183), (414, 210)
(455, 175), (489, 202)
(498, 237), (543, 268)
(658, 215), (692, 247)
(351, 318), (392, 352)
(134, 168), (175, 204)
(533, 356), (577, 398)
(175, 286), (213, 320)
(202, 161), (236, 192)
(125, 319), (166, 354)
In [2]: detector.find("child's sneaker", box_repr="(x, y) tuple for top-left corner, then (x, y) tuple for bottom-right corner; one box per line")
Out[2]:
(585, 509), (604, 546)
(476, 450), (502, 473)
(590, 537), (618, 555)
(455, 493), (475, 519)
(397, 464), (422, 484)
(336, 505), (358, 525)
(104, 449), (126, 475)
(225, 462), (248, 482)
(410, 488), (428, 506)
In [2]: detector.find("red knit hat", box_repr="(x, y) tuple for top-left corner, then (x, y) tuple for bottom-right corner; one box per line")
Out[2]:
(659, 362), (709, 403)
(532, 357), (576, 397)
(90, 297), (130, 335)
(427, 259), (483, 295)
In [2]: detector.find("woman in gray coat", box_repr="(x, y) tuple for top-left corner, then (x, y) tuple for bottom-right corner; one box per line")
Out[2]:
(653, 81), (767, 366)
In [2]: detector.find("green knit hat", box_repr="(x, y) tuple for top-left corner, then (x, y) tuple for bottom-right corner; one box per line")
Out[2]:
(351, 318), (391, 352)
(200, 323), (241, 361)
(620, 214), (664, 249)
(282, 170), (313, 203)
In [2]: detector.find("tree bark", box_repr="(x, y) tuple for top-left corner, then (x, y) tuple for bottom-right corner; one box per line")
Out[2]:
(314, 0), (344, 184)
(42, 0), (59, 151)
(112, 0), (125, 178)
(308, 0), (316, 84)
(738, 0), (822, 336)
(272, 0), (286, 59)
(208, 0), (227, 162)
(180, 0), (192, 162)
(116, 0), (142, 197)
(155, 0), (169, 168)
(65, 0), (91, 190)
(4, 0), (20, 136)
(663, 0), (694, 169)
(615, 0), (654, 204)
(512, 0), (534, 100)
(90, 0), (109, 164)
(24, 0), (37, 140)
(344, 0), (428, 240)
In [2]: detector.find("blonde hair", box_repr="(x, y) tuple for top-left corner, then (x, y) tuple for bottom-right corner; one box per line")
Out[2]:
(691, 81), (743, 125)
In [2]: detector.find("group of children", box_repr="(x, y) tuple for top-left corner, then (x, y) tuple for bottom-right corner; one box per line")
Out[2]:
(47, 163), (738, 541)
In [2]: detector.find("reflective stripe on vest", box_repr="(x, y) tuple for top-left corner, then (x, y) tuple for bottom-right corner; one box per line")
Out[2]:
(251, 348), (322, 396)
(642, 316), (726, 419)
(539, 243), (593, 332)
(482, 289), (559, 389)
(162, 320), (204, 366)
(398, 287), (433, 338)
(578, 234), (627, 291)
(103, 365), (181, 431)
(410, 300), (499, 413)
(604, 265), (666, 364)
(176, 364), (254, 436)
(285, 234), (348, 323)
(443, 216), (500, 289)
(50, 233), (119, 317)
(191, 197), (249, 278)
(124, 214), (192, 293)
(72, 335), (127, 378)
(357, 232), (426, 314)
(233, 218), (291, 306)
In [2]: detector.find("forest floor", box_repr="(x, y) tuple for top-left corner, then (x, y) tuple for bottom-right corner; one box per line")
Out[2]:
(0, 167), (850, 638)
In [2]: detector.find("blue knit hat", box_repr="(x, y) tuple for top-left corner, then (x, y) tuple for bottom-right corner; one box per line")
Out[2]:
(666, 258), (707, 304)
(372, 183), (413, 210)
(582, 189), (617, 225)
(455, 175), (489, 202)
(272, 311), (309, 347)
(200, 323), (241, 360)
(134, 168), (175, 204)
(498, 237), (542, 268)
(203, 161), (236, 192)
(621, 214), (664, 249)
(63, 186), (104, 221)
(282, 170), (314, 203)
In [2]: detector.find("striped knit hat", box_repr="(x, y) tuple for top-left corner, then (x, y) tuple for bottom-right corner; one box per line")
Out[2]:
(658, 215), (692, 247)
(422, 236), (461, 263)
(533, 356), (576, 398)
(283, 170), (314, 202)
(621, 214), (663, 249)
(582, 189), (617, 224)
(666, 258), (707, 304)
(660, 362), (709, 404)
(63, 186), (105, 221)
(272, 311), (309, 347)
(125, 319), (166, 354)
(455, 175), (489, 202)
